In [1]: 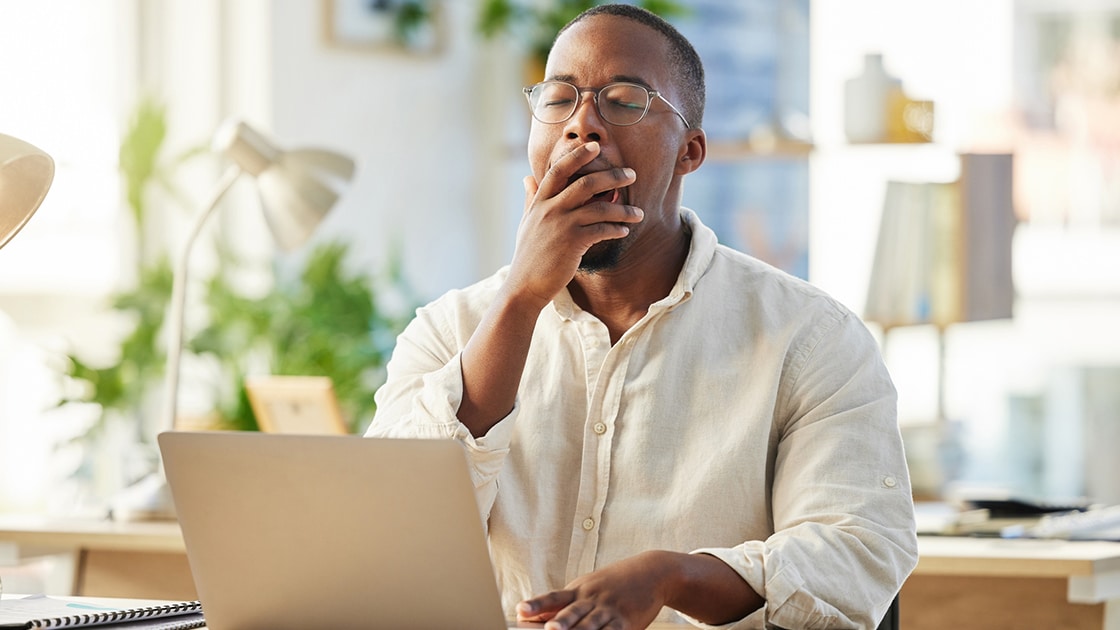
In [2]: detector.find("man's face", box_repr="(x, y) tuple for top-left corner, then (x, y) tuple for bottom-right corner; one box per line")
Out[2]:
(527, 15), (689, 271)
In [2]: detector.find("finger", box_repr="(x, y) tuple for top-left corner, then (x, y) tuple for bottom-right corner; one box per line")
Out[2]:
(574, 202), (644, 232)
(517, 590), (576, 622)
(523, 175), (539, 213)
(576, 218), (634, 248)
(540, 601), (600, 630)
(537, 141), (602, 199)
(560, 167), (637, 209)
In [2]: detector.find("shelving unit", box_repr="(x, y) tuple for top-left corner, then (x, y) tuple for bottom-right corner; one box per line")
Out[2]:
(810, 1), (1120, 501)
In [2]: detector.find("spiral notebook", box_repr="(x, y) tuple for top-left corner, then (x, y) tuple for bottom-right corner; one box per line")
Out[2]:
(0, 595), (204, 629)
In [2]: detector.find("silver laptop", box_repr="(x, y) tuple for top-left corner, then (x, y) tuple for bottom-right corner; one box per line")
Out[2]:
(159, 431), (524, 630)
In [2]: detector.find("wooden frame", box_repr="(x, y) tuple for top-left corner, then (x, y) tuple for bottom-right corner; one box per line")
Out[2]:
(321, 0), (442, 55)
(245, 376), (349, 435)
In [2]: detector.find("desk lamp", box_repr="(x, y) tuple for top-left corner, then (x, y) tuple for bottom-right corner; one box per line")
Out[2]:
(0, 134), (52, 600)
(113, 119), (355, 521)
(0, 133), (54, 250)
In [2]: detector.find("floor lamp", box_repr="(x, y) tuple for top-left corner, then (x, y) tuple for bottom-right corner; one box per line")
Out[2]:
(111, 119), (355, 521)
(0, 133), (54, 250)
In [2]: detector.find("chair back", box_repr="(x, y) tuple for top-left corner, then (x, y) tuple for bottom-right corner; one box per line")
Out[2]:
(875, 594), (900, 630)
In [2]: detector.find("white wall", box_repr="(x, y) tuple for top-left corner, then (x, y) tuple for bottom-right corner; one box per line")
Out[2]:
(264, 0), (524, 300)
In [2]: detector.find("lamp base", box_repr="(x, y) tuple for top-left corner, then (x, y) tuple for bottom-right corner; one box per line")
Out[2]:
(110, 470), (177, 521)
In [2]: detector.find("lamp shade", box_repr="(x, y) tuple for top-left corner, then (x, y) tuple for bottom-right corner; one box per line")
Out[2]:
(864, 153), (1015, 329)
(213, 120), (354, 251)
(0, 133), (54, 250)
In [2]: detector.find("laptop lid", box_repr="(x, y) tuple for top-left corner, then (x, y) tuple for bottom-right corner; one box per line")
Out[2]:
(158, 431), (510, 630)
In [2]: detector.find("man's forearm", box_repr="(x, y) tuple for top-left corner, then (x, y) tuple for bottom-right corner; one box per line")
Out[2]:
(661, 551), (764, 626)
(458, 285), (549, 437)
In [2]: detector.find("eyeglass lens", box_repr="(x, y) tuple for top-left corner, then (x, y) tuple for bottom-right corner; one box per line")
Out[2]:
(528, 82), (652, 126)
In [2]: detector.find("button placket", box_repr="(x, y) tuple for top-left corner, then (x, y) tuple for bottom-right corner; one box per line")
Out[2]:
(564, 318), (613, 580)
(572, 333), (640, 577)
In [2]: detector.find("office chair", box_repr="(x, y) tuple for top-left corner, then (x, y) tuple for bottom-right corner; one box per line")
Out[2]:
(875, 594), (900, 630)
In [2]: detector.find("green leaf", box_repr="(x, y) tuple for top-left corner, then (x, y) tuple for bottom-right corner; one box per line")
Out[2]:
(118, 97), (167, 231)
(478, 0), (518, 38)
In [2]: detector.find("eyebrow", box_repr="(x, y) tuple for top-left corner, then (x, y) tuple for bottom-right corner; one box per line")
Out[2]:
(546, 73), (654, 89)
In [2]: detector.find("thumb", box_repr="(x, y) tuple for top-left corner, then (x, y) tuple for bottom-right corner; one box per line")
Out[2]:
(523, 175), (539, 213)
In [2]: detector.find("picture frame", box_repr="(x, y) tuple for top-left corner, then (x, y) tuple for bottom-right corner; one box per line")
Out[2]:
(321, 0), (442, 55)
(1013, 0), (1120, 129)
(245, 375), (350, 435)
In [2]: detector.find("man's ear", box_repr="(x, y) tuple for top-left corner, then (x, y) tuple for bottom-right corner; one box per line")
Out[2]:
(674, 129), (707, 175)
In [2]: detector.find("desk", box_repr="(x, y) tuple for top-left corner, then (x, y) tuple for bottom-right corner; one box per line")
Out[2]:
(5, 520), (1120, 627)
(905, 536), (1120, 630)
(0, 595), (690, 629)
(0, 516), (194, 600)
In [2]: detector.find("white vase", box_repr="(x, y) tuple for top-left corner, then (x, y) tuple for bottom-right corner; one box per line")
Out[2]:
(844, 53), (901, 143)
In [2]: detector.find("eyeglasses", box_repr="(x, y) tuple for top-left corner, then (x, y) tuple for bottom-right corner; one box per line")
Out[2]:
(523, 81), (689, 127)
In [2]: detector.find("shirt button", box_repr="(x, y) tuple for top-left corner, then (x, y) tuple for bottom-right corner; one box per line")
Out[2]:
(883, 476), (897, 488)
(582, 518), (595, 531)
(593, 422), (607, 435)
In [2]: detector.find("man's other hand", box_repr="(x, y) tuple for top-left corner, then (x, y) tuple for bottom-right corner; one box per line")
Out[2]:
(516, 551), (671, 630)
(516, 550), (762, 630)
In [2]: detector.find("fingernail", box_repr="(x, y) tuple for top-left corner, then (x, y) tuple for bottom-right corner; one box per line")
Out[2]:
(586, 141), (599, 152)
(623, 168), (636, 179)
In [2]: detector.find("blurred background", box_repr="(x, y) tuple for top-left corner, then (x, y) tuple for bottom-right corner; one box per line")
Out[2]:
(0, 0), (1118, 522)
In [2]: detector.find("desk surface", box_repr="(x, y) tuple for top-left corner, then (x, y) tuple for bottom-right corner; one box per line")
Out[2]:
(5, 518), (1120, 609)
(915, 535), (1120, 579)
(5, 516), (1120, 563)
(0, 516), (184, 553)
(5, 516), (1120, 576)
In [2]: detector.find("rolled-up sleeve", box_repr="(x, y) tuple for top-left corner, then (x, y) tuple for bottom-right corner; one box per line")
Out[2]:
(689, 311), (918, 629)
(365, 296), (516, 520)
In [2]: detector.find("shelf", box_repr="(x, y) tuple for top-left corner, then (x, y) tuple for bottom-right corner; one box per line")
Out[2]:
(706, 138), (813, 161)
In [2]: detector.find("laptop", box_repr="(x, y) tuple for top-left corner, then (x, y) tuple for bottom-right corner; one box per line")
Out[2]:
(159, 431), (528, 630)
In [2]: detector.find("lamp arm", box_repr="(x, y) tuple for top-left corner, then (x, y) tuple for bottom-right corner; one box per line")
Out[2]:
(160, 164), (243, 433)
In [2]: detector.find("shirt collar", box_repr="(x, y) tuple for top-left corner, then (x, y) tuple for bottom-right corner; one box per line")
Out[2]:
(550, 208), (717, 320)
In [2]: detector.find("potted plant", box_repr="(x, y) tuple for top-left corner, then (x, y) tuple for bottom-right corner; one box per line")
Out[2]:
(477, 0), (688, 81)
(60, 99), (419, 473)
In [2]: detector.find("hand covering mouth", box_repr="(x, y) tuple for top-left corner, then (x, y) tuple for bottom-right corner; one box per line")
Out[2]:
(568, 171), (623, 205)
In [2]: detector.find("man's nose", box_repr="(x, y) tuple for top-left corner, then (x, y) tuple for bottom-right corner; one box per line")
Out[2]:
(564, 91), (607, 141)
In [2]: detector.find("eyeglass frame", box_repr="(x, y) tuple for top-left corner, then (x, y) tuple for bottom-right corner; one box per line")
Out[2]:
(522, 80), (690, 128)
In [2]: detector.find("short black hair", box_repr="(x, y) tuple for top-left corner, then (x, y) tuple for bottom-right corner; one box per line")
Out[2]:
(556, 3), (705, 129)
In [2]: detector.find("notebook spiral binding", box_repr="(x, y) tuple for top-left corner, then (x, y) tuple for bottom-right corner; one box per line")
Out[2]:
(26, 601), (202, 629)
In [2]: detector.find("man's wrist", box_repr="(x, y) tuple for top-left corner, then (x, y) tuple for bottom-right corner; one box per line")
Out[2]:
(496, 280), (554, 320)
(642, 550), (689, 611)
(661, 551), (763, 625)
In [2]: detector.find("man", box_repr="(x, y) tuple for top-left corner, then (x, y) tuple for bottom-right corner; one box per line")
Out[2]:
(367, 4), (917, 629)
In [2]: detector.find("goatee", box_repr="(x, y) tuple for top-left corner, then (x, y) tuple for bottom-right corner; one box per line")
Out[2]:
(578, 238), (625, 273)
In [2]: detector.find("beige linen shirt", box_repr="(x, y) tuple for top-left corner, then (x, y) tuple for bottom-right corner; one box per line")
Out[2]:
(367, 210), (918, 629)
